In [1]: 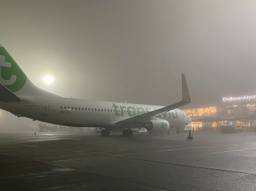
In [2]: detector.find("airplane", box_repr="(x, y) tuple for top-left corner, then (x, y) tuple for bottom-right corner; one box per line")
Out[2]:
(0, 44), (192, 137)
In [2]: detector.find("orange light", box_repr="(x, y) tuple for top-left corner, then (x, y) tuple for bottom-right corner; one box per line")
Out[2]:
(184, 106), (217, 118)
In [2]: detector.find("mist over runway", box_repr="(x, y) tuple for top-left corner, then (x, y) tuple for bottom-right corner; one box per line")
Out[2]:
(0, 0), (256, 131)
(1, 1), (256, 191)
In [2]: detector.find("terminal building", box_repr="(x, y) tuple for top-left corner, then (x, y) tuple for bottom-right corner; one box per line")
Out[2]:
(184, 95), (256, 131)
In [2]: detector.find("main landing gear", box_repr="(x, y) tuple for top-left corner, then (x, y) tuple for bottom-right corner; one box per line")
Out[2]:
(122, 128), (133, 137)
(100, 128), (133, 137)
(101, 129), (111, 137)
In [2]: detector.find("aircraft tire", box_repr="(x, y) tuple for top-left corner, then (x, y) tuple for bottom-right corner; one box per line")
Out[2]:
(122, 129), (133, 137)
(101, 129), (110, 137)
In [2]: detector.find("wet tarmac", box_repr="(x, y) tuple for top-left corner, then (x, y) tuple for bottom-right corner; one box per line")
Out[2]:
(1, 131), (256, 191)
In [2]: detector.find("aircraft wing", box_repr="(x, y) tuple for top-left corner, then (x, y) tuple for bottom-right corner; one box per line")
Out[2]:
(114, 74), (191, 127)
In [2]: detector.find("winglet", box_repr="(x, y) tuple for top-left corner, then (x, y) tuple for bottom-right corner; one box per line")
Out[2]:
(181, 74), (191, 104)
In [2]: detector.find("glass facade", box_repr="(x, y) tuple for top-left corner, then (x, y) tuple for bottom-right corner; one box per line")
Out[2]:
(184, 95), (256, 131)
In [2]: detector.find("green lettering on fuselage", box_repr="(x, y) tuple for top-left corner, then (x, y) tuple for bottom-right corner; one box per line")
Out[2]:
(127, 106), (136, 116)
(113, 104), (120, 116)
(136, 106), (145, 115)
(120, 105), (126, 116)
(111, 104), (170, 118)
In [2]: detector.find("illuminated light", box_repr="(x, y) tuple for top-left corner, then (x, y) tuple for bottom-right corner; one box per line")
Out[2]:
(212, 121), (218, 128)
(222, 95), (256, 103)
(42, 74), (55, 85)
(190, 121), (203, 131)
(184, 106), (217, 118)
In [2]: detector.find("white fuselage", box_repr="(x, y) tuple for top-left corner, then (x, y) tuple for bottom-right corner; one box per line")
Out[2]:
(0, 94), (190, 130)
(0, 45), (191, 134)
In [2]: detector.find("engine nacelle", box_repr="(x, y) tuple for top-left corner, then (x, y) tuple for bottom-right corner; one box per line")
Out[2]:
(145, 119), (170, 134)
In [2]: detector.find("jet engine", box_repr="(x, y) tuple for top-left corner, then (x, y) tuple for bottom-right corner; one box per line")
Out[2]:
(145, 119), (170, 134)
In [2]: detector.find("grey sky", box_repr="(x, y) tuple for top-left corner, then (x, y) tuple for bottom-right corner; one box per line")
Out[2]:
(1, 0), (256, 107)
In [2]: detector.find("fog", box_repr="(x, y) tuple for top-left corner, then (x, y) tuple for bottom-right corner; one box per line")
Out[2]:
(0, 0), (256, 131)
